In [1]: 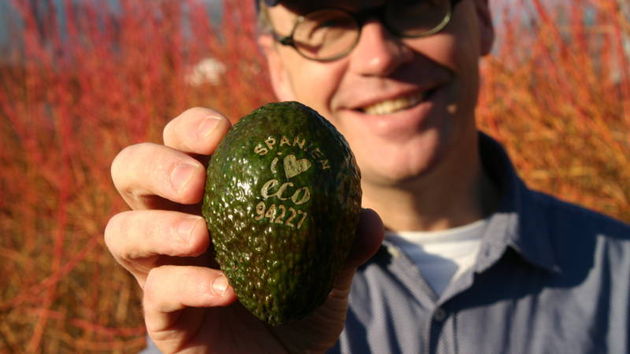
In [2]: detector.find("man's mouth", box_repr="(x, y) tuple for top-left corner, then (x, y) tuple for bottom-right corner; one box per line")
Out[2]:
(360, 89), (437, 115)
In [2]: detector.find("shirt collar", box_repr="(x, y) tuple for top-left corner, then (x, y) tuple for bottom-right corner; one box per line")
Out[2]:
(476, 132), (561, 274)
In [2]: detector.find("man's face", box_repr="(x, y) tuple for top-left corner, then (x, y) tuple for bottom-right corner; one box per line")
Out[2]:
(260, 0), (494, 189)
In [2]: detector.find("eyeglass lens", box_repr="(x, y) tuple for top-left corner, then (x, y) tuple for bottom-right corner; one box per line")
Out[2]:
(291, 0), (452, 60)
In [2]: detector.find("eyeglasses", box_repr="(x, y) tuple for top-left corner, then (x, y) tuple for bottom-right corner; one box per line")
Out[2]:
(271, 0), (461, 62)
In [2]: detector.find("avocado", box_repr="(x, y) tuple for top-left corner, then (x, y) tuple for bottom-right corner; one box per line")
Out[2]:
(202, 101), (361, 325)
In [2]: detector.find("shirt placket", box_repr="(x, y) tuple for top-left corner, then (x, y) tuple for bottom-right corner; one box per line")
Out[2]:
(384, 241), (459, 353)
(428, 306), (458, 354)
(385, 238), (490, 354)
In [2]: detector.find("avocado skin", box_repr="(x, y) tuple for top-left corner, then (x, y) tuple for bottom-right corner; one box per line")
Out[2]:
(202, 101), (361, 326)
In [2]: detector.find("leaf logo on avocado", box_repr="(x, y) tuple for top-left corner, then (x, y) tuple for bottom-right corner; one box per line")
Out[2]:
(283, 154), (312, 179)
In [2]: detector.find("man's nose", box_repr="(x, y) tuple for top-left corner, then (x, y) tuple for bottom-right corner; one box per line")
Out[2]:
(348, 20), (413, 76)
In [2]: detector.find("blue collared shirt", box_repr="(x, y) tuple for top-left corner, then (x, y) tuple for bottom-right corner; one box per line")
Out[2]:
(331, 133), (630, 354)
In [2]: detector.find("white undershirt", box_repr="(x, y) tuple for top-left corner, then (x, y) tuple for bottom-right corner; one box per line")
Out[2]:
(386, 219), (487, 296)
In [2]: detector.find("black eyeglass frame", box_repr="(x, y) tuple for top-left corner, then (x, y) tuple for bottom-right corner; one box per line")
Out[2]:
(271, 0), (463, 62)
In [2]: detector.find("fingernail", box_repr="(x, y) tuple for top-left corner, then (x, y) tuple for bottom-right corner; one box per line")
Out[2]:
(198, 116), (222, 140)
(212, 275), (229, 295)
(176, 216), (201, 242)
(170, 162), (199, 192)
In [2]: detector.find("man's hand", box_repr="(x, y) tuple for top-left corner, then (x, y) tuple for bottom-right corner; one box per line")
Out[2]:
(104, 107), (384, 353)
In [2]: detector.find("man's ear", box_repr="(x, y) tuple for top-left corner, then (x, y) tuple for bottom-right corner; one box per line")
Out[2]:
(473, 0), (495, 56)
(258, 34), (296, 101)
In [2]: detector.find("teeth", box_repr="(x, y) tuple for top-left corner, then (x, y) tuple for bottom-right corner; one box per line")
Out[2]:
(363, 91), (426, 115)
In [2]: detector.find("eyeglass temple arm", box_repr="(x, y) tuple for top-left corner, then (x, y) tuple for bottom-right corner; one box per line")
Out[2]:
(272, 32), (295, 46)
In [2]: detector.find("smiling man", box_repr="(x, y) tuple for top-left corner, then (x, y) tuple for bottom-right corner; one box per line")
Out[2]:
(105, 0), (630, 353)
(258, 0), (497, 233)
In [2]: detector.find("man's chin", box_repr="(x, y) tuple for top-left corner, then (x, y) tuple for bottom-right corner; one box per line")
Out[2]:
(361, 163), (439, 190)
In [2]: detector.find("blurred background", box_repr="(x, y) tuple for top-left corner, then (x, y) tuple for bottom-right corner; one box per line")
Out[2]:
(0, 0), (628, 352)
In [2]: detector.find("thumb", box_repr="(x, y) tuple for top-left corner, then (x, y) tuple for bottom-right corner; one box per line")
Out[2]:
(334, 208), (384, 291)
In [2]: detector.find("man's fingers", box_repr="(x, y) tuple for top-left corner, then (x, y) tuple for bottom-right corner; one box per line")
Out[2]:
(163, 107), (232, 154)
(111, 143), (206, 209)
(104, 209), (223, 292)
(111, 108), (231, 211)
(105, 210), (209, 261)
(143, 265), (237, 332)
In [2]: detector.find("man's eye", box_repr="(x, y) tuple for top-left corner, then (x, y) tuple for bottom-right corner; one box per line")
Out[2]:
(305, 19), (344, 38)
(315, 19), (342, 29)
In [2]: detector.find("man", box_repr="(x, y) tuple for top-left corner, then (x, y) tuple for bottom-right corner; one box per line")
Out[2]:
(104, 0), (630, 352)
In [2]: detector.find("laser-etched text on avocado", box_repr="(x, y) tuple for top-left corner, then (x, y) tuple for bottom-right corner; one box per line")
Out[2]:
(252, 135), (331, 229)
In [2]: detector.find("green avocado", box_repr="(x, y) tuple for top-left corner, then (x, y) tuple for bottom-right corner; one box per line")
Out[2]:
(202, 101), (362, 326)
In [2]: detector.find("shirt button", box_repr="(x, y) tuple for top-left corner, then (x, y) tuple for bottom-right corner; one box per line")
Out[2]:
(434, 308), (447, 322)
